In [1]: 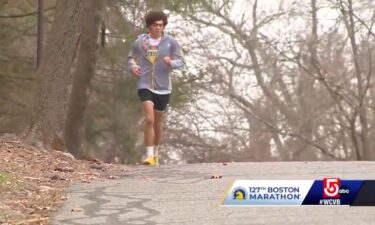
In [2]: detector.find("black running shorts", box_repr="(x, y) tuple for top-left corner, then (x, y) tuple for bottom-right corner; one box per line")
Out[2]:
(137, 89), (170, 111)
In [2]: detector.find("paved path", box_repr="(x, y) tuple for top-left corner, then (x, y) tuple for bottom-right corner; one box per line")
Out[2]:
(53, 162), (375, 225)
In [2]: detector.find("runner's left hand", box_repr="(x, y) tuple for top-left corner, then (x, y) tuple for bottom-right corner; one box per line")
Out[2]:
(163, 56), (171, 65)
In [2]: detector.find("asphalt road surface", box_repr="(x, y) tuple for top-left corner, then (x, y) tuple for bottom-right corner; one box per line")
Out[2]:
(53, 161), (375, 225)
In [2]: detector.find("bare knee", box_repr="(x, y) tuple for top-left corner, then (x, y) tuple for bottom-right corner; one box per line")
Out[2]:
(145, 115), (154, 127)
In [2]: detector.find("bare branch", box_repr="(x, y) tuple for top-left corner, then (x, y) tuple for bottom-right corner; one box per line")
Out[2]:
(0, 6), (55, 18)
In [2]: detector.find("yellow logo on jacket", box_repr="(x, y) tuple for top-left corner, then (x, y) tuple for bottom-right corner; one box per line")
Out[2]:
(146, 48), (159, 64)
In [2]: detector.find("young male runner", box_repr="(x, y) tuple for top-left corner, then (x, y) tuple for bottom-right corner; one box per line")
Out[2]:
(128, 10), (185, 165)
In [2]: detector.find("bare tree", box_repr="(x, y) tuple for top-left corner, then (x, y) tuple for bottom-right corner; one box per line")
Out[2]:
(165, 0), (375, 162)
(338, 0), (374, 160)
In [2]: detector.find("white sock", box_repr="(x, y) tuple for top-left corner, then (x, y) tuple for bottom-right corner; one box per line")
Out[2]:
(146, 146), (154, 157)
(154, 145), (159, 155)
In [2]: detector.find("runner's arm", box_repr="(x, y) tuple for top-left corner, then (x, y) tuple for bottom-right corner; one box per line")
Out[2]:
(170, 40), (185, 69)
(128, 40), (141, 71)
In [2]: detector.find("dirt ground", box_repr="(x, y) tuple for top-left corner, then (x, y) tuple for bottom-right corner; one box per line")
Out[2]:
(0, 137), (128, 225)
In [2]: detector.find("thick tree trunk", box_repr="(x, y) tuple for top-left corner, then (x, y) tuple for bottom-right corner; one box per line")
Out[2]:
(25, 0), (85, 150)
(64, 0), (103, 158)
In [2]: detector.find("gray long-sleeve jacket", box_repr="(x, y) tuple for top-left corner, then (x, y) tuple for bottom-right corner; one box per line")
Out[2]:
(128, 33), (185, 92)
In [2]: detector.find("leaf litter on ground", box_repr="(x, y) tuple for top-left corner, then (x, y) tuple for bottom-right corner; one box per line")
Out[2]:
(0, 137), (128, 225)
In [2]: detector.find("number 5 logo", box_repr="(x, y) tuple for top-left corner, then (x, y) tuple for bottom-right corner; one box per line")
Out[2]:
(323, 178), (340, 198)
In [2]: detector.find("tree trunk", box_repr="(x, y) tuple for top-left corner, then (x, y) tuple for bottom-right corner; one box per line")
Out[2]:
(296, 0), (319, 161)
(340, 0), (373, 160)
(25, 0), (85, 151)
(37, 0), (44, 69)
(64, 0), (103, 158)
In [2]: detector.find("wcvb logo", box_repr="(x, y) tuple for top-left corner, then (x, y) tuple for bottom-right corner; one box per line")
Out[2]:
(323, 178), (340, 198)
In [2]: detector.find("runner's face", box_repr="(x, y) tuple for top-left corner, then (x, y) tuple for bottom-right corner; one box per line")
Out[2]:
(149, 20), (164, 38)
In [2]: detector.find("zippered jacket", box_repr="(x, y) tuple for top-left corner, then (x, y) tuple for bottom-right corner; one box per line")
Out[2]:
(128, 33), (185, 92)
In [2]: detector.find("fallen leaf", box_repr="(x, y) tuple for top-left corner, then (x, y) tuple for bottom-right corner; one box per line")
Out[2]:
(90, 164), (104, 170)
(40, 185), (55, 192)
(87, 172), (100, 177)
(51, 174), (65, 181)
(71, 207), (82, 212)
(24, 176), (41, 181)
(61, 152), (75, 160)
(14, 217), (49, 224)
(54, 167), (74, 172)
(88, 158), (101, 164)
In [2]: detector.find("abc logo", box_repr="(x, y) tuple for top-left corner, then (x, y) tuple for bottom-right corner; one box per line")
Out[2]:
(338, 186), (350, 196)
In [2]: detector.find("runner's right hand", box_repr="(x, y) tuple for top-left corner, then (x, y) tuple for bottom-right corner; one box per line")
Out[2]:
(132, 66), (141, 77)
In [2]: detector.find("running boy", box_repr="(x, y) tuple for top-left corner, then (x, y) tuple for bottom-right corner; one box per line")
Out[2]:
(128, 10), (185, 165)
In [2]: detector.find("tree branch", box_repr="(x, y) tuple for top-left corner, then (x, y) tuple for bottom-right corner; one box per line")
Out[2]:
(0, 6), (55, 18)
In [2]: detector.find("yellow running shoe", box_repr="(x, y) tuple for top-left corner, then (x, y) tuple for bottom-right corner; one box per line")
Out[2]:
(154, 147), (159, 166)
(142, 156), (156, 166)
(154, 156), (159, 166)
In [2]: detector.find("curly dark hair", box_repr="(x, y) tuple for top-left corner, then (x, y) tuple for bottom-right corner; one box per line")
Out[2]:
(145, 10), (168, 28)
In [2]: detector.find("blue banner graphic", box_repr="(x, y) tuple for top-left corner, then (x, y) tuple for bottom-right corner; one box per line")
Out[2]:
(222, 179), (375, 206)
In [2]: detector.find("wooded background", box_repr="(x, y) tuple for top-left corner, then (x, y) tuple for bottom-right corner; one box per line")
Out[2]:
(1, 0), (374, 164)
